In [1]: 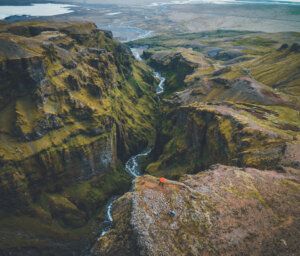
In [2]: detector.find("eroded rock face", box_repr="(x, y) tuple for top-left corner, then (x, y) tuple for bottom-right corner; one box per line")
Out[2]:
(214, 50), (244, 61)
(147, 102), (296, 178)
(0, 55), (46, 110)
(94, 165), (300, 256)
(0, 20), (156, 205)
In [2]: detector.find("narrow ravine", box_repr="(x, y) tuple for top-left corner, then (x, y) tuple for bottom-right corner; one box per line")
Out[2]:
(95, 47), (165, 242)
(131, 47), (166, 95)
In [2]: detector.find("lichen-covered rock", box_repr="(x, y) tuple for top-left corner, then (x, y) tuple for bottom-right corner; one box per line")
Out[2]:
(94, 165), (300, 256)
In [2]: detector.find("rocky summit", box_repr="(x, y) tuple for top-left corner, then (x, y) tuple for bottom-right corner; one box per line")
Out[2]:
(93, 165), (300, 256)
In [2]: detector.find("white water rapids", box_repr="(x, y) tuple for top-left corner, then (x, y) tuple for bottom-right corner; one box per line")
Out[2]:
(154, 71), (166, 94)
(125, 148), (153, 178)
(98, 147), (152, 237)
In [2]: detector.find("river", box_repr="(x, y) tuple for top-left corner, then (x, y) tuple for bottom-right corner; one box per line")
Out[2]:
(130, 47), (165, 94)
(97, 22), (152, 43)
(97, 148), (153, 239)
(92, 43), (165, 248)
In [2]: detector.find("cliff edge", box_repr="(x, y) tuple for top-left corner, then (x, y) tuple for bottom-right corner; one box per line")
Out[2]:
(94, 165), (300, 256)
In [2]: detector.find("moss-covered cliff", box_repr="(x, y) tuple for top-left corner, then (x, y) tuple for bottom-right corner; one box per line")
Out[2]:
(0, 21), (158, 254)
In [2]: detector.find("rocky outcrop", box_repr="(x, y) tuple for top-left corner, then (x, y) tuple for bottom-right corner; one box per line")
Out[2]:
(92, 193), (139, 256)
(214, 50), (244, 61)
(0, 55), (45, 109)
(146, 103), (295, 178)
(290, 43), (300, 53)
(93, 166), (300, 256)
(143, 50), (196, 95)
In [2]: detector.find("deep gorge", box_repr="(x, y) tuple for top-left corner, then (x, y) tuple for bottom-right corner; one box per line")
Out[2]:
(0, 21), (299, 256)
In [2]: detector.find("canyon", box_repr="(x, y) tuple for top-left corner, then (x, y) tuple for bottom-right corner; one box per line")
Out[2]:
(0, 20), (299, 256)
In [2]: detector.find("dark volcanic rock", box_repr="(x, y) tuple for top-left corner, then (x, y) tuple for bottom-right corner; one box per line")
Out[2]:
(212, 66), (232, 76)
(290, 43), (300, 53)
(211, 77), (229, 85)
(278, 43), (289, 51)
(215, 50), (244, 61)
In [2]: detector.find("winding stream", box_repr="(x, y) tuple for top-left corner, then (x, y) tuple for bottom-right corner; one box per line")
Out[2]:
(131, 47), (166, 94)
(96, 47), (165, 241)
(154, 71), (166, 94)
(99, 196), (118, 237)
(125, 147), (153, 178)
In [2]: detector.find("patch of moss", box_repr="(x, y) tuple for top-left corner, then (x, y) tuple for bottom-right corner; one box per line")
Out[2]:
(232, 37), (278, 47)
(281, 179), (300, 192)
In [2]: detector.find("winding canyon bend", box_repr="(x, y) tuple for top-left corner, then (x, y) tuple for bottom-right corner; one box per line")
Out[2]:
(0, 13), (299, 256)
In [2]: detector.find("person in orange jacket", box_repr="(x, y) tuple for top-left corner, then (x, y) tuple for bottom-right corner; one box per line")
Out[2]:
(159, 177), (165, 187)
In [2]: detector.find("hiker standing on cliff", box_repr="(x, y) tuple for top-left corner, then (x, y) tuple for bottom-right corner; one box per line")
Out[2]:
(159, 177), (165, 187)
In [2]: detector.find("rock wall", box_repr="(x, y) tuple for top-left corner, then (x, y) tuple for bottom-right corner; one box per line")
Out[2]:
(147, 104), (292, 179)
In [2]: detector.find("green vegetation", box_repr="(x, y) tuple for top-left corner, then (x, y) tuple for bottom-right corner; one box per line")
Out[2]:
(133, 30), (300, 178)
(232, 36), (278, 47)
(127, 30), (255, 48)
